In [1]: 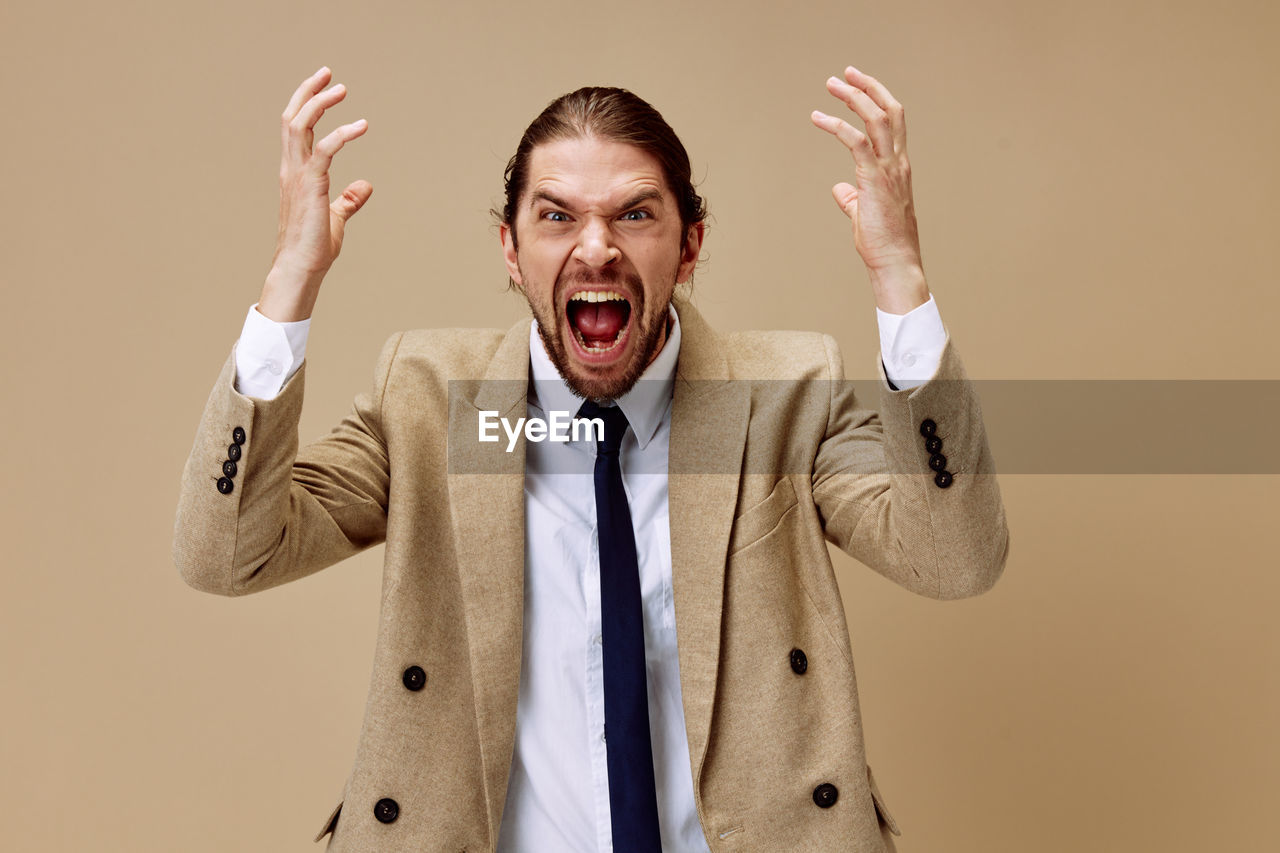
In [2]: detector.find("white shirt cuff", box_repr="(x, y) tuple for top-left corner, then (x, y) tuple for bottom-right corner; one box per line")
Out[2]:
(875, 293), (947, 390)
(233, 303), (310, 399)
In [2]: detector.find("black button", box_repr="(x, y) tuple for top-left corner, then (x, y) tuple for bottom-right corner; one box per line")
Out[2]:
(812, 783), (839, 808)
(402, 665), (426, 691)
(232, 426), (246, 445)
(373, 798), (399, 824)
(924, 435), (942, 454)
(928, 453), (948, 472)
(919, 418), (937, 437)
(216, 477), (234, 495)
(222, 459), (237, 478)
(790, 648), (808, 675)
(227, 443), (242, 462)
(934, 470), (953, 489)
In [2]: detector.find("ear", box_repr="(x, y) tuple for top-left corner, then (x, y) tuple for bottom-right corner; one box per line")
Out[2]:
(499, 222), (523, 287)
(675, 222), (705, 284)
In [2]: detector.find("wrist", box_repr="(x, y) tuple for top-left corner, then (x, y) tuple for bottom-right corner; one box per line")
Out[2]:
(259, 265), (322, 322)
(868, 262), (929, 314)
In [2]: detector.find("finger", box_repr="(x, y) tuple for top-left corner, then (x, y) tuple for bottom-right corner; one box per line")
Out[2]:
(287, 83), (348, 163)
(826, 76), (893, 160)
(332, 179), (374, 222)
(810, 110), (877, 171)
(843, 66), (907, 156)
(280, 67), (331, 159)
(830, 181), (858, 220)
(311, 118), (369, 173)
(282, 66), (331, 123)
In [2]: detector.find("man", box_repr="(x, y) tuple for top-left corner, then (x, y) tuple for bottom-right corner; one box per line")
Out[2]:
(174, 65), (1009, 852)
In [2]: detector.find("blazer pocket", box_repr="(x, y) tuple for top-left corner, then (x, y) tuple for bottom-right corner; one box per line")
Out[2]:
(866, 764), (901, 837)
(314, 800), (342, 843)
(729, 477), (799, 554)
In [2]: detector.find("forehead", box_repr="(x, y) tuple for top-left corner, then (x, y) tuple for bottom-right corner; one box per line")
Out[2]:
(524, 136), (671, 209)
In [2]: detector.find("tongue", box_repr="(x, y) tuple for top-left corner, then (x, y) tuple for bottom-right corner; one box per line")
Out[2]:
(572, 301), (626, 344)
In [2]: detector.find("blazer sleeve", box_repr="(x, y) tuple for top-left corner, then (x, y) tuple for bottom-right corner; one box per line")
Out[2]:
(172, 331), (404, 596)
(811, 333), (1010, 600)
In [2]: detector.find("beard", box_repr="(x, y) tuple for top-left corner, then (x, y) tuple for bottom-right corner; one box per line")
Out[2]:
(522, 263), (672, 403)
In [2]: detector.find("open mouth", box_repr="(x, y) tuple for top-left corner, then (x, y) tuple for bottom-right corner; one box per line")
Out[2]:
(565, 290), (632, 357)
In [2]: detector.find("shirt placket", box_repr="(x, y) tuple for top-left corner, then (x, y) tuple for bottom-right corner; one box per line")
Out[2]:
(584, 486), (613, 852)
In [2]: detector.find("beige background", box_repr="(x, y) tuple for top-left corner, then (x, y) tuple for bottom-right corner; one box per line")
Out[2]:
(2, 0), (1277, 850)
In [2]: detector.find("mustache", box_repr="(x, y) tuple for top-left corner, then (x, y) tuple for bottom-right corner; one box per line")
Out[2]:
(556, 267), (642, 290)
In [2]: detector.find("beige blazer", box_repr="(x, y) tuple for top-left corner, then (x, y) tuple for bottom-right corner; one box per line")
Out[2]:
(173, 295), (1009, 852)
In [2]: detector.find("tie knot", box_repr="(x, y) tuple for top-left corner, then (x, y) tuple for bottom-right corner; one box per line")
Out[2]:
(577, 400), (630, 455)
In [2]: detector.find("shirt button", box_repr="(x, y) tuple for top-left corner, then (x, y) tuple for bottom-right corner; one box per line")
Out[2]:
(592, 635), (603, 645)
(901, 352), (917, 367)
(265, 358), (282, 376)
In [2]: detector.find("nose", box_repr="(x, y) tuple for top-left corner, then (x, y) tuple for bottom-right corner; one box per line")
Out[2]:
(571, 217), (620, 268)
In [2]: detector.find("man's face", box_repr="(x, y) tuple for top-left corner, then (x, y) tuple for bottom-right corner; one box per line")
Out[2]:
(500, 136), (703, 402)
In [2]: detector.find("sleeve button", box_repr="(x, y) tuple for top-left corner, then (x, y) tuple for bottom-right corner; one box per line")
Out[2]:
(216, 477), (234, 495)
(934, 470), (953, 489)
(227, 443), (242, 462)
(232, 426), (246, 445)
(919, 418), (937, 437)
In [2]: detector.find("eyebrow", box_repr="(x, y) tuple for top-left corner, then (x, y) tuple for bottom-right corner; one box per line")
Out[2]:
(528, 187), (665, 214)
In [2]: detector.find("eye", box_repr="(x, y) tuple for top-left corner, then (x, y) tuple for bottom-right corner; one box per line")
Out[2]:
(619, 209), (651, 221)
(542, 210), (570, 222)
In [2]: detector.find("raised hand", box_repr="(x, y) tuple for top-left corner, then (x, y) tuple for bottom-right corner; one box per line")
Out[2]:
(260, 66), (372, 322)
(811, 66), (928, 313)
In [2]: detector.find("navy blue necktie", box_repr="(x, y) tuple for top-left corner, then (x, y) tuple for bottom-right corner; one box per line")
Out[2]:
(577, 400), (662, 852)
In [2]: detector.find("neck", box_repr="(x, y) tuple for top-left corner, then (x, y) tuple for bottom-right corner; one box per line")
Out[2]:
(642, 305), (674, 371)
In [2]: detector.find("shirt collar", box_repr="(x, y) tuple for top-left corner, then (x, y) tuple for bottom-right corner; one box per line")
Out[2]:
(528, 304), (680, 450)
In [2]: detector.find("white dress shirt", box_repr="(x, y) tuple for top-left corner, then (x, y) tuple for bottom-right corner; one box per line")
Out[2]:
(231, 296), (947, 851)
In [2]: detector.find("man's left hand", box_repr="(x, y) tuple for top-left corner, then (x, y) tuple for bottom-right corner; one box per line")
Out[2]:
(811, 66), (929, 313)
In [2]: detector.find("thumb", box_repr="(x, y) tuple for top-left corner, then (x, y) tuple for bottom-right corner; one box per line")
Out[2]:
(830, 182), (858, 219)
(332, 179), (374, 222)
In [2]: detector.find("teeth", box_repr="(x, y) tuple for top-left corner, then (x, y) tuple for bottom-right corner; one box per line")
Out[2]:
(573, 326), (626, 352)
(568, 290), (626, 303)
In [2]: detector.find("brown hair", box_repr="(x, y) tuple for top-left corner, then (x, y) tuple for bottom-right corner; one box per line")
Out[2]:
(494, 86), (707, 254)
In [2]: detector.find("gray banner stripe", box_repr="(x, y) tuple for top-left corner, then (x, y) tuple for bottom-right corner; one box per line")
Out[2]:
(447, 380), (1280, 474)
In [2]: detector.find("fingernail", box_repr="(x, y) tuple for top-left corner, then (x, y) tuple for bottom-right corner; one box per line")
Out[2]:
(827, 76), (841, 85)
(317, 66), (330, 76)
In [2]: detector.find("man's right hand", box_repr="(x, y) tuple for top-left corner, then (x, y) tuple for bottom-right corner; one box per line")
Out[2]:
(259, 66), (372, 322)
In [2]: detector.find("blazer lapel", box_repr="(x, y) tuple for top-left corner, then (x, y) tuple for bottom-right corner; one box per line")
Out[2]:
(446, 318), (530, 847)
(668, 296), (749, 791)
